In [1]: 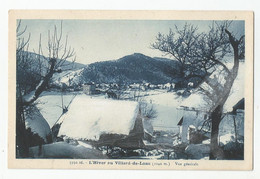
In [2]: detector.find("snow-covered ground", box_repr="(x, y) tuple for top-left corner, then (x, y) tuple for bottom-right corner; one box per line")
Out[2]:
(143, 91), (183, 132)
(29, 141), (107, 159)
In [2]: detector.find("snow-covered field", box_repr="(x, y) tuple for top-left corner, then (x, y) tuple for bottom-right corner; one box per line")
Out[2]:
(143, 91), (183, 132)
(36, 90), (184, 133)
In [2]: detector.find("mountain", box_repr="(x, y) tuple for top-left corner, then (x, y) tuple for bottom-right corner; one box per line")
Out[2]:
(21, 52), (197, 87)
(81, 53), (181, 84)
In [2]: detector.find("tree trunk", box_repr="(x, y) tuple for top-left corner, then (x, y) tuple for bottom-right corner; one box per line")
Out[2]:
(16, 85), (30, 158)
(208, 29), (241, 160)
(16, 118), (29, 157)
(233, 116), (238, 143)
(16, 108), (30, 157)
(210, 105), (224, 159)
(23, 58), (56, 106)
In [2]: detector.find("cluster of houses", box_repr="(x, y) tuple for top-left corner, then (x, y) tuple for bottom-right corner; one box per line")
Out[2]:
(80, 82), (176, 100)
(74, 82), (176, 95)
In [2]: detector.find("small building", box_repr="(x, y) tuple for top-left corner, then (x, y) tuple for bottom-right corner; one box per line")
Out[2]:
(56, 95), (154, 149)
(83, 83), (96, 95)
(164, 83), (175, 91)
(177, 105), (211, 144)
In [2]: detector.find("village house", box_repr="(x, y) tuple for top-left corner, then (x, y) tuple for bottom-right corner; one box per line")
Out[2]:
(55, 95), (154, 150)
(83, 83), (96, 95)
(164, 83), (175, 91)
(177, 103), (211, 144)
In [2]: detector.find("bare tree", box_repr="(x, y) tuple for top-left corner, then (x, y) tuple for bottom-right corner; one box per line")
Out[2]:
(114, 76), (127, 100)
(139, 100), (158, 120)
(132, 91), (158, 120)
(208, 26), (244, 159)
(16, 20), (76, 157)
(152, 21), (244, 159)
(22, 21), (76, 105)
(151, 24), (206, 87)
(16, 20), (33, 157)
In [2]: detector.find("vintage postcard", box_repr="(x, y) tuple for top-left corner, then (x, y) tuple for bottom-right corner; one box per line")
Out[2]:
(8, 10), (254, 170)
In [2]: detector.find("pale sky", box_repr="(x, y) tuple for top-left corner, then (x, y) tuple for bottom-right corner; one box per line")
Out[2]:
(19, 20), (244, 65)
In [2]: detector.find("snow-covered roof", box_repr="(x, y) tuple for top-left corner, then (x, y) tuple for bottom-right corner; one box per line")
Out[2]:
(180, 62), (245, 113)
(58, 95), (139, 140)
(25, 106), (51, 142)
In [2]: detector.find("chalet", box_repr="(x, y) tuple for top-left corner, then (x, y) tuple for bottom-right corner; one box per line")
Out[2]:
(140, 85), (147, 91)
(177, 103), (211, 144)
(129, 83), (140, 89)
(144, 83), (150, 89)
(149, 84), (156, 89)
(83, 83), (96, 95)
(164, 83), (175, 91)
(55, 95), (154, 150)
(158, 84), (164, 89)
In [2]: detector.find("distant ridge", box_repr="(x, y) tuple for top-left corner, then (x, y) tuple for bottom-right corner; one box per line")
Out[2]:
(81, 53), (181, 84)
(24, 51), (202, 87)
(22, 51), (86, 71)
